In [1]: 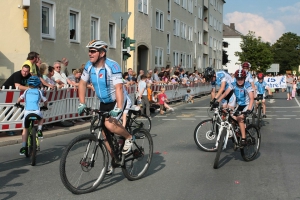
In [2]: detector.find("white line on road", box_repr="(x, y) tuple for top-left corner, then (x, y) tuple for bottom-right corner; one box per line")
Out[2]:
(182, 118), (197, 120)
(195, 116), (209, 117)
(155, 116), (167, 117)
(264, 118), (272, 119)
(269, 107), (299, 108)
(292, 111), (300, 112)
(296, 118), (300, 119)
(276, 118), (291, 119)
(283, 115), (297, 116)
(275, 111), (287, 112)
(295, 96), (300, 107)
(162, 119), (177, 120)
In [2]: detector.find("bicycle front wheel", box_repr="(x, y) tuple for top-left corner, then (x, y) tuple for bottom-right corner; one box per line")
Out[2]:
(213, 129), (226, 169)
(122, 128), (153, 181)
(241, 124), (261, 161)
(59, 134), (108, 194)
(256, 104), (262, 129)
(130, 114), (151, 133)
(194, 119), (218, 152)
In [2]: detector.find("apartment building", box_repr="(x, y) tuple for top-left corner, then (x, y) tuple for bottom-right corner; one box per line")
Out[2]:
(0, 0), (225, 83)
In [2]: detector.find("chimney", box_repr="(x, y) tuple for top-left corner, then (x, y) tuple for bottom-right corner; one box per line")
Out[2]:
(230, 23), (235, 30)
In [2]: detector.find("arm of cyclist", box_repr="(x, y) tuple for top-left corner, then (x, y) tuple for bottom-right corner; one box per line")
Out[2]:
(214, 81), (226, 100)
(78, 79), (88, 114)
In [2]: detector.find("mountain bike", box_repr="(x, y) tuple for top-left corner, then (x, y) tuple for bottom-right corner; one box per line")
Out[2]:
(15, 104), (48, 166)
(59, 107), (153, 194)
(253, 94), (264, 129)
(213, 107), (261, 169)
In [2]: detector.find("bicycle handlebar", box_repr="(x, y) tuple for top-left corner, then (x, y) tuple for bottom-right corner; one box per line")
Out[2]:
(14, 103), (48, 111)
(84, 107), (110, 118)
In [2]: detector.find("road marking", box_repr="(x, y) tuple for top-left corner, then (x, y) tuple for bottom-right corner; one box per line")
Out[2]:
(295, 96), (300, 107)
(296, 118), (300, 119)
(283, 115), (296, 116)
(182, 118), (197, 120)
(267, 115), (277, 116)
(155, 116), (167, 117)
(276, 118), (290, 119)
(195, 116), (209, 117)
(162, 119), (177, 120)
(269, 107), (299, 108)
(292, 111), (300, 112)
(264, 118), (272, 119)
(275, 111), (287, 112)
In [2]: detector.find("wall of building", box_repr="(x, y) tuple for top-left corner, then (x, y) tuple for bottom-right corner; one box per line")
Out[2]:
(223, 37), (242, 73)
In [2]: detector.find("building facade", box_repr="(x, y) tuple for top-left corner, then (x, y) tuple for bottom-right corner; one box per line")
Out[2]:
(223, 23), (243, 73)
(0, 0), (225, 83)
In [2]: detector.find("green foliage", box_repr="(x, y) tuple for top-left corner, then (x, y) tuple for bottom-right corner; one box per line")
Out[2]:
(235, 31), (273, 73)
(271, 32), (300, 74)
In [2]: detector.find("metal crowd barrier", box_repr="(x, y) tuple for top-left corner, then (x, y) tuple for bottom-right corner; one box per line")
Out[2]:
(0, 83), (211, 131)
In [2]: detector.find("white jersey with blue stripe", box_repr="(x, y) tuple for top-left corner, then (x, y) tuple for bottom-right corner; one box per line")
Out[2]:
(255, 81), (268, 95)
(20, 88), (47, 111)
(215, 71), (234, 90)
(245, 71), (254, 83)
(229, 82), (253, 106)
(81, 59), (123, 103)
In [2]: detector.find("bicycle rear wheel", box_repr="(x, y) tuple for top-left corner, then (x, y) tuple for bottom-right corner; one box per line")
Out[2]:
(213, 129), (226, 169)
(241, 124), (261, 161)
(129, 114), (151, 133)
(59, 134), (108, 194)
(194, 119), (218, 152)
(122, 128), (153, 181)
(29, 128), (37, 166)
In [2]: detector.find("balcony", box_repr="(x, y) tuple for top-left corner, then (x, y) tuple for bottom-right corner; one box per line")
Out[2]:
(204, 0), (209, 9)
(203, 21), (208, 32)
(203, 45), (209, 54)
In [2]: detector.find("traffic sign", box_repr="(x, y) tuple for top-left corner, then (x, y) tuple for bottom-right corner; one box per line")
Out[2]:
(112, 12), (131, 31)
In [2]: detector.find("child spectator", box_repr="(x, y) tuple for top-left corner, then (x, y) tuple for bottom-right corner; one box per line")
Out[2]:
(157, 87), (174, 115)
(185, 88), (194, 103)
(147, 83), (152, 102)
(292, 80), (297, 98)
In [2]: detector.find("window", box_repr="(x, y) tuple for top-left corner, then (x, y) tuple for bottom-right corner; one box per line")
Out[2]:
(188, 0), (193, 13)
(194, 17), (197, 33)
(69, 9), (80, 42)
(42, 1), (55, 39)
(155, 10), (164, 31)
(91, 16), (100, 40)
(182, 0), (187, 9)
(138, 0), (148, 14)
(108, 22), (116, 48)
(188, 26), (193, 41)
(174, 0), (180, 5)
(181, 22), (187, 39)
(181, 53), (186, 67)
(198, 7), (202, 19)
(187, 54), (192, 68)
(167, 33), (170, 54)
(209, 36), (212, 47)
(209, 14), (213, 26)
(198, 31), (202, 44)
(173, 19), (180, 36)
(173, 51), (179, 66)
(214, 18), (216, 30)
(197, 55), (202, 69)
(155, 47), (163, 67)
(194, 0), (197, 7)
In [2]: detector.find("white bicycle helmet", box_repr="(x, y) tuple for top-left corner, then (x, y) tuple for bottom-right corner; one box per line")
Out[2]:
(86, 40), (108, 52)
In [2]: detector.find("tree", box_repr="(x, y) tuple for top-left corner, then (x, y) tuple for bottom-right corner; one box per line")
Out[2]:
(271, 32), (300, 74)
(222, 49), (229, 65)
(235, 31), (273, 73)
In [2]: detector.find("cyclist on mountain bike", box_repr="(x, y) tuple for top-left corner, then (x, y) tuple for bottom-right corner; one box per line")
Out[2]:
(77, 40), (133, 163)
(210, 70), (236, 109)
(255, 73), (269, 118)
(241, 62), (256, 96)
(213, 69), (254, 146)
(15, 76), (48, 155)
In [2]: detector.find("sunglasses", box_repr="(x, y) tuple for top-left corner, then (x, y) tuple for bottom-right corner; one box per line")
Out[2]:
(236, 77), (244, 81)
(89, 50), (98, 54)
(55, 66), (61, 68)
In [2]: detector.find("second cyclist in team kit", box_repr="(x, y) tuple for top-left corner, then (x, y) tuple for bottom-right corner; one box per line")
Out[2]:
(254, 73), (269, 118)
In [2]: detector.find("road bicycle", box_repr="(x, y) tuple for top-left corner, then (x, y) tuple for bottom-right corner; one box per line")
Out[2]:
(15, 104), (48, 166)
(213, 107), (261, 169)
(253, 94), (264, 129)
(59, 107), (153, 194)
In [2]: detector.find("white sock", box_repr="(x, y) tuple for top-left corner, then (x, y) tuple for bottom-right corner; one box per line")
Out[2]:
(38, 125), (42, 130)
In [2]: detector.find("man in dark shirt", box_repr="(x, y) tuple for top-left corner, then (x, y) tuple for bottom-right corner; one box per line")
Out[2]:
(2, 65), (31, 90)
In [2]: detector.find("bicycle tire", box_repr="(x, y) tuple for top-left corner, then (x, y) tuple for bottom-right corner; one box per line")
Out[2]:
(59, 134), (108, 194)
(241, 124), (261, 161)
(256, 104), (262, 129)
(30, 128), (37, 166)
(129, 114), (151, 133)
(194, 119), (218, 152)
(213, 128), (226, 169)
(122, 128), (153, 181)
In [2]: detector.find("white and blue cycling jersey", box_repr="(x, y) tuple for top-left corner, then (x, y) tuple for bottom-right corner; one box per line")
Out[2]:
(255, 81), (268, 96)
(81, 59), (123, 103)
(245, 71), (254, 83)
(229, 81), (253, 106)
(20, 88), (47, 111)
(215, 71), (234, 90)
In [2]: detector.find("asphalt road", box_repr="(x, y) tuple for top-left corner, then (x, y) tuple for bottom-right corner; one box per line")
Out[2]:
(1, 92), (300, 200)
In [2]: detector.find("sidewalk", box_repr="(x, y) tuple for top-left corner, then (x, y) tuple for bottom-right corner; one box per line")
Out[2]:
(0, 121), (90, 147)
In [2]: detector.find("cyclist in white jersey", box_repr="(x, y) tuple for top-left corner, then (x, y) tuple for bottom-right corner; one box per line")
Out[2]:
(210, 70), (236, 109)
(77, 40), (133, 160)
(254, 73), (269, 118)
(213, 69), (254, 147)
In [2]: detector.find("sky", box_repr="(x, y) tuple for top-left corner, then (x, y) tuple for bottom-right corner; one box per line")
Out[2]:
(223, 0), (300, 44)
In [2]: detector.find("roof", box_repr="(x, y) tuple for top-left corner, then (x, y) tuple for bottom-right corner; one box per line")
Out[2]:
(223, 23), (243, 37)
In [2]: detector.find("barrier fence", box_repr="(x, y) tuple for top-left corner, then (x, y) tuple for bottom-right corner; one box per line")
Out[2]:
(0, 83), (211, 131)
